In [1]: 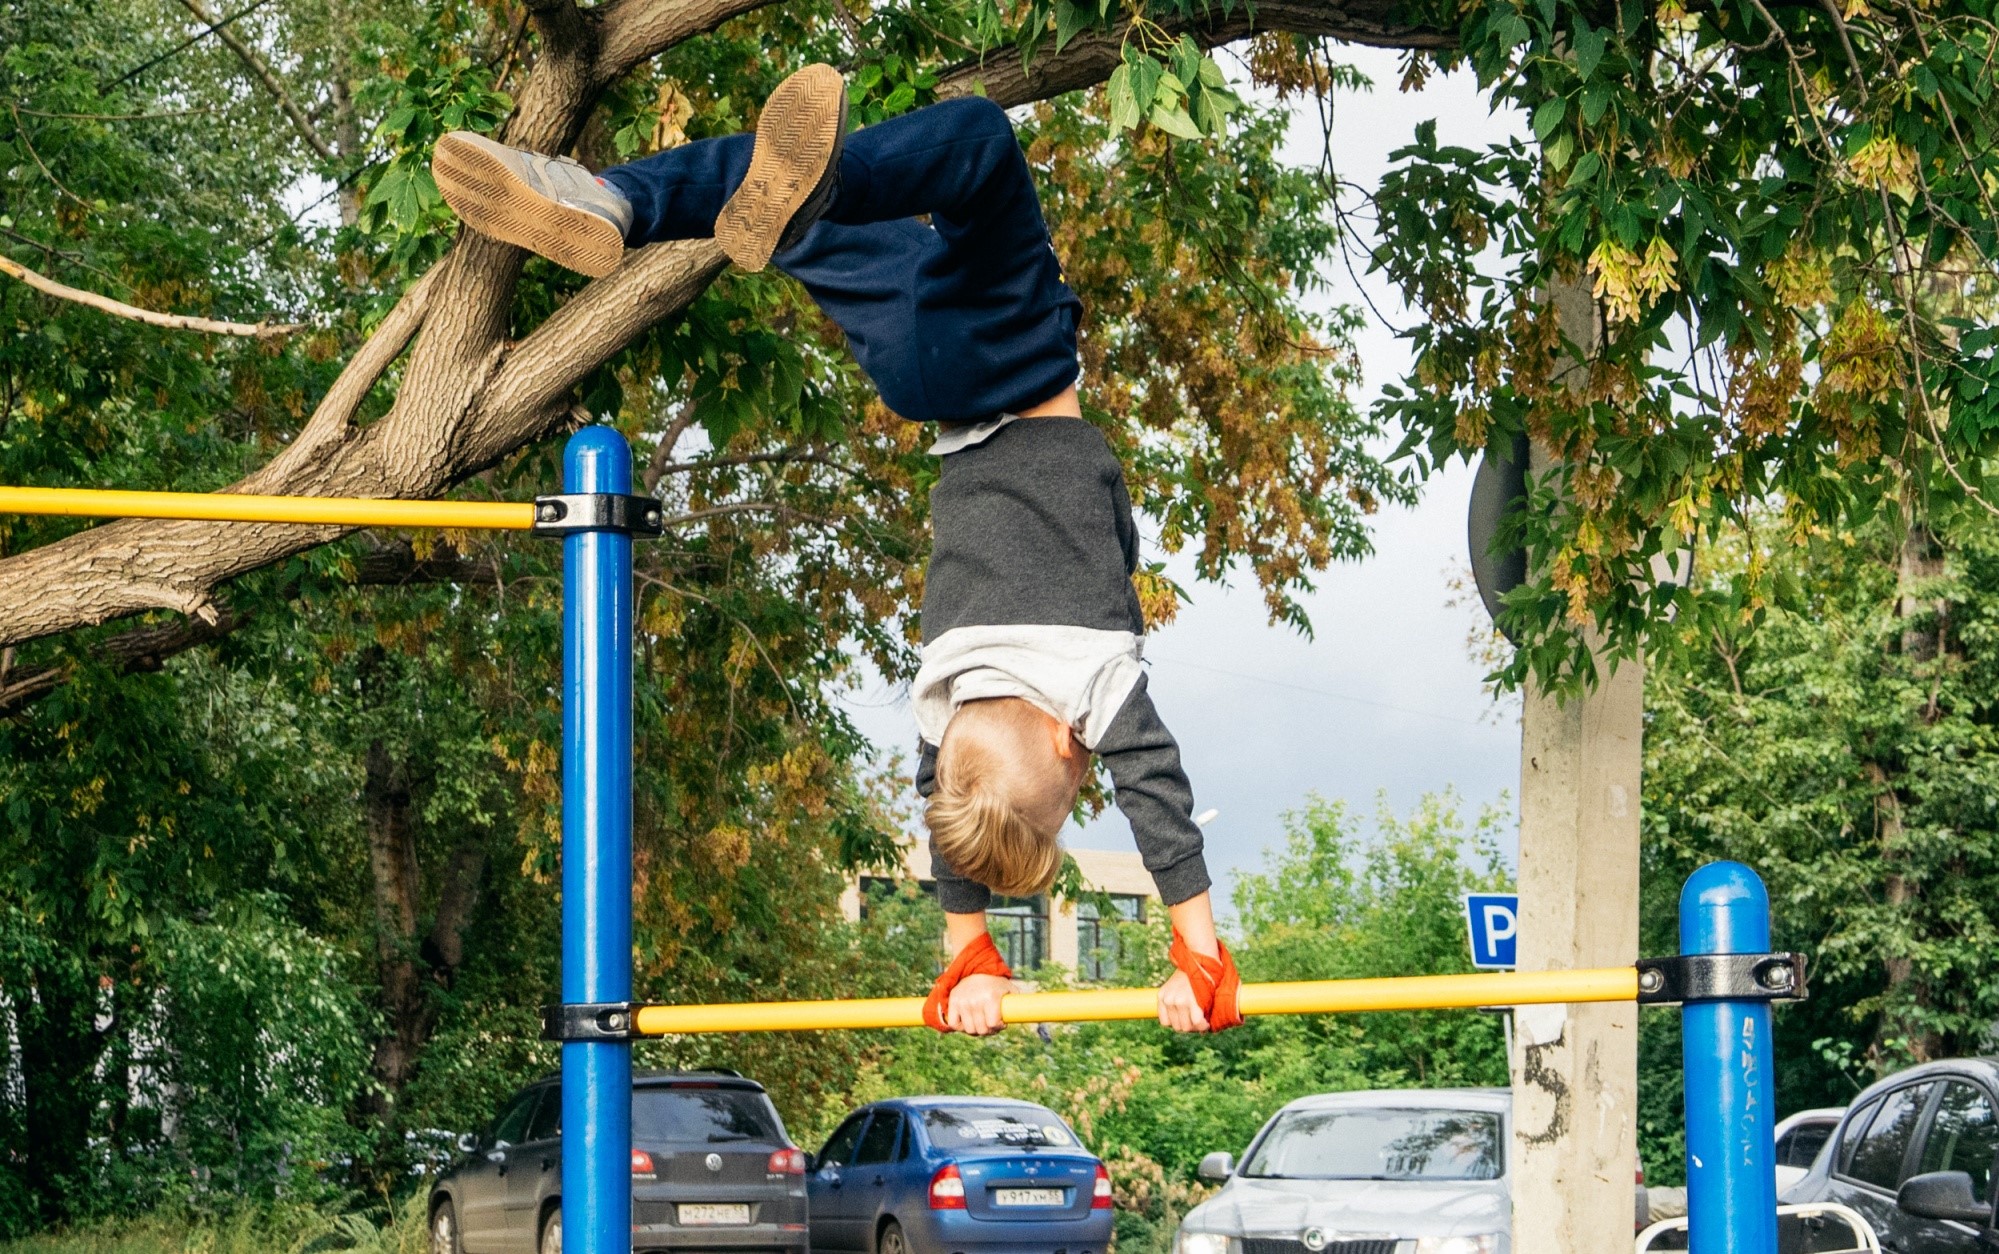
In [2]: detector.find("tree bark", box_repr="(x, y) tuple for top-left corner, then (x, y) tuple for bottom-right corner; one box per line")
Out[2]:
(0, 0), (1446, 653)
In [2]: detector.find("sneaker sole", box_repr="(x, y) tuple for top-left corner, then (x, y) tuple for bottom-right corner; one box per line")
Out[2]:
(715, 64), (847, 273)
(433, 132), (625, 278)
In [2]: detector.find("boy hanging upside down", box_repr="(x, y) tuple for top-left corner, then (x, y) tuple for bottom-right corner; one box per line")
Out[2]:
(432, 64), (1242, 1035)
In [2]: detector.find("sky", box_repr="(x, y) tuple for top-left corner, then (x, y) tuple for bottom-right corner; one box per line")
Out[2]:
(835, 48), (1533, 897)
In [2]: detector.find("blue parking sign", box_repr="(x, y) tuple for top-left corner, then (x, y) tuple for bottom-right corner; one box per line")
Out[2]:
(1463, 893), (1519, 969)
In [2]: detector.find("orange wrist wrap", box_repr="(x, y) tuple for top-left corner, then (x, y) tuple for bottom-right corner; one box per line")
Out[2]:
(1169, 929), (1244, 1031)
(923, 932), (1014, 1032)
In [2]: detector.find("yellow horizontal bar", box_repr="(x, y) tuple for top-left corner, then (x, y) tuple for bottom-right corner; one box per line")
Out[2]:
(0, 486), (536, 531)
(632, 968), (1641, 1036)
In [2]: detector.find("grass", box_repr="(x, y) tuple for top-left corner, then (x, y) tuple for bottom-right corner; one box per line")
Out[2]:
(0, 1196), (431, 1254)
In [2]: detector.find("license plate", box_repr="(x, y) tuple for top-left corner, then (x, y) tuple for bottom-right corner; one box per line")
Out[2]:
(678, 1204), (751, 1226)
(994, 1188), (1066, 1207)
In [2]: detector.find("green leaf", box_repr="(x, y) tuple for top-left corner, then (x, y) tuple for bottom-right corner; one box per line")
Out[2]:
(1533, 96), (1569, 141)
(1545, 129), (1574, 170)
(1130, 55), (1164, 113)
(1172, 34), (1204, 89)
(1573, 24), (1606, 78)
(1581, 82), (1611, 126)
(1108, 64), (1142, 131)
(1054, 0), (1090, 51)
(1566, 150), (1603, 186)
(1150, 100), (1203, 140)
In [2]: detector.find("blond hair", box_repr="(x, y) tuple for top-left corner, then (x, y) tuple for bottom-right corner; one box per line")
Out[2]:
(925, 698), (1072, 898)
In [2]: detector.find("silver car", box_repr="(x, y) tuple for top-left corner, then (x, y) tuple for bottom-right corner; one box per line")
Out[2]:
(1175, 1088), (1511, 1254)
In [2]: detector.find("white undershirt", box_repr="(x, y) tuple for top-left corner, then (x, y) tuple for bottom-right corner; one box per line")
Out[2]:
(927, 413), (1021, 456)
(912, 624), (1145, 751)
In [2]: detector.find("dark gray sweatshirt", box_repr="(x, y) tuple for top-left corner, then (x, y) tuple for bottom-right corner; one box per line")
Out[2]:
(913, 418), (1210, 914)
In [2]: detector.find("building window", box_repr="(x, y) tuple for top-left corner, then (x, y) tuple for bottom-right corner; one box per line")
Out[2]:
(859, 877), (936, 920)
(988, 896), (1049, 971)
(1077, 895), (1145, 982)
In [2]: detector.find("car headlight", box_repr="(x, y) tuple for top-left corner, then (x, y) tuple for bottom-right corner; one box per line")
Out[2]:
(1176, 1231), (1235, 1254)
(1413, 1237), (1500, 1254)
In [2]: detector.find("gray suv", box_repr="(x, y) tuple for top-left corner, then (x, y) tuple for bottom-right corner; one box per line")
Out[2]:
(429, 1071), (810, 1254)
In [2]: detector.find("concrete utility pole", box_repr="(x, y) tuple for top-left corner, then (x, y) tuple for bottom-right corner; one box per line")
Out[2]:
(1508, 279), (1643, 1250)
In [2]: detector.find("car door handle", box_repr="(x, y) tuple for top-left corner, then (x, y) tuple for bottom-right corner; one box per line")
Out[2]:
(542, 1158), (555, 1172)
(872, 1175), (885, 1185)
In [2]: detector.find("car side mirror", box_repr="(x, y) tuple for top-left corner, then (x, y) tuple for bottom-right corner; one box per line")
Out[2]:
(1197, 1152), (1234, 1183)
(803, 1153), (818, 1172)
(458, 1133), (479, 1155)
(1897, 1171), (1989, 1224)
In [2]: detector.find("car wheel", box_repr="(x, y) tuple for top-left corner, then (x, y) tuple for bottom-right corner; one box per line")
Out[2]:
(430, 1200), (461, 1254)
(539, 1207), (561, 1254)
(876, 1219), (907, 1254)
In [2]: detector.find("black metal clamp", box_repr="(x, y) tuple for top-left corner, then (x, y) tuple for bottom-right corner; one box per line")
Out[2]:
(1634, 952), (1808, 1007)
(541, 1001), (657, 1042)
(531, 494), (665, 538)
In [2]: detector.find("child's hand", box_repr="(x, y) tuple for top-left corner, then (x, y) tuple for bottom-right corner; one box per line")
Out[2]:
(947, 973), (1013, 1035)
(1157, 969), (1212, 1033)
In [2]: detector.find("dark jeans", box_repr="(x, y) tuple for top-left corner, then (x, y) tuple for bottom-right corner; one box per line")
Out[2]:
(601, 97), (1082, 424)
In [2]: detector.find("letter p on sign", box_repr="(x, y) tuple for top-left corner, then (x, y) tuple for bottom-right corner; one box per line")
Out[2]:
(1463, 893), (1519, 969)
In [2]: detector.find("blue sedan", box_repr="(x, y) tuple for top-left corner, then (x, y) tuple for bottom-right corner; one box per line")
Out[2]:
(807, 1096), (1114, 1254)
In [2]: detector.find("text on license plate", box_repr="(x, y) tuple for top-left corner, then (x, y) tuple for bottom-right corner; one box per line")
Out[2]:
(678, 1204), (751, 1226)
(993, 1188), (1066, 1207)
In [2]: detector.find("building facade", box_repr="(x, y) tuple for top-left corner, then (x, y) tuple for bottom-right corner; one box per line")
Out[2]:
(842, 844), (1157, 979)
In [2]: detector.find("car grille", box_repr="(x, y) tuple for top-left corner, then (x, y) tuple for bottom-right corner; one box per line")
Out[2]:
(1243, 1239), (1399, 1254)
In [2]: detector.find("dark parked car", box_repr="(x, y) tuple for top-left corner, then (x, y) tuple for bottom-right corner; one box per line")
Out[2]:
(807, 1097), (1112, 1254)
(1785, 1057), (1999, 1250)
(429, 1070), (810, 1254)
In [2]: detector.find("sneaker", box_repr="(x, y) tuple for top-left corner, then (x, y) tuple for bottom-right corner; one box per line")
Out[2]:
(432, 132), (635, 278)
(715, 64), (848, 273)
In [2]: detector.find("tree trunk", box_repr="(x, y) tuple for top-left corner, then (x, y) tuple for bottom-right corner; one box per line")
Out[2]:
(357, 731), (489, 1146)
(362, 736), (425, 1118)
(1866, 518), (1951, 1063)
(15, 960), (105, 1223)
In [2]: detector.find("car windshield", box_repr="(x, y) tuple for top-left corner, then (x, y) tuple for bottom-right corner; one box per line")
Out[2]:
(632, 1087), (784, 1145)
(1241, 1107), (1503, 1181)
(922, 1105), (1077, 1148)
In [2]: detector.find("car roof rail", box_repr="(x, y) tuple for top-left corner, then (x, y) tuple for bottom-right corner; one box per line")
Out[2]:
(634, 1067), (755, 1084)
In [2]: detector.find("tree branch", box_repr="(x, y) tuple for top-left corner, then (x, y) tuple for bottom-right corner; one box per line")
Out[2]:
(0, 539), (502, 717)
(595, 0), (786, 81)
(655, 450), (864, 478)
(0, 612), (242, 716)
(174, 0), (341, 164)
(936, 0), (1450, 105)
(0, 254), (303, 339)
(245, 263), (444, 487)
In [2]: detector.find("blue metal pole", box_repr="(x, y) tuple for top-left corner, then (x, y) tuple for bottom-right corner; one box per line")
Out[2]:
(562, 428), (636, 1254)
(1681, 862), (1779, 1254)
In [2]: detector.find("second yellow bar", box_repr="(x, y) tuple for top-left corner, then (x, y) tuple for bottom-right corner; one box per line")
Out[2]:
(631, 968), (1641, 1036)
